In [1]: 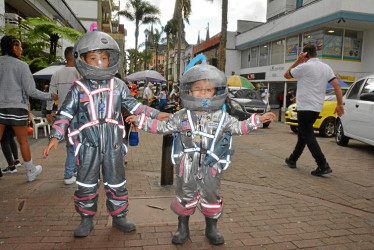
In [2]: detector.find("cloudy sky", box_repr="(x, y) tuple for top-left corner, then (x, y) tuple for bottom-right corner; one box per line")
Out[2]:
(119, 0), (267, 50)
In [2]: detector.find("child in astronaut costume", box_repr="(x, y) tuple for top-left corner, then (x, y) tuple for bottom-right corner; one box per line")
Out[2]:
(43, 31), (169, 237)
(127, 64), (275, 245)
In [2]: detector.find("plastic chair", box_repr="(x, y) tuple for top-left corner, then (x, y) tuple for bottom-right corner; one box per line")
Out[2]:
(30, 114), (50, 139)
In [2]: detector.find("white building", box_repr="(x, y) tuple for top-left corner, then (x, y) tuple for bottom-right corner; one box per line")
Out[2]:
(235, 0), (374, 108)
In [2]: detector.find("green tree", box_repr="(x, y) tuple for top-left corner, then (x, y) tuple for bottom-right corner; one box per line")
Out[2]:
(175, 0), (192, 82)
(151, 27), (166, 72)
(0, 17), (81, 71)
(164, 19), (178, 86)
(119, 0), (160, 72)
(23, 17), (81, 62)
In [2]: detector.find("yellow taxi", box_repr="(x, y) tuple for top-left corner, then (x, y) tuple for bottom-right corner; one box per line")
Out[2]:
(284, 87), (349, 137)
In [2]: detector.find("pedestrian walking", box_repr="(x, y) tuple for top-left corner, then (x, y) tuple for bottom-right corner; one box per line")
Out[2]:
(0, 35), (57, 182)
(46, 47), (80, 185)
(283, 44), (344, 176)
(1, 126), (22, 174)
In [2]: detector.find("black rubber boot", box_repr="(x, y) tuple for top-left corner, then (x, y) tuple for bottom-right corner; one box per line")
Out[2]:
(112, 216), (136, 233)
(172, 216), (190, 244)
(205, 217), (224, 245)
(74, 216), (94, 237)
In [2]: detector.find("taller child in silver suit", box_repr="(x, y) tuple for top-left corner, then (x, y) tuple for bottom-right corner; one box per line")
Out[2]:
(43, 31), (169, 238)
(127, 64), (276, 245)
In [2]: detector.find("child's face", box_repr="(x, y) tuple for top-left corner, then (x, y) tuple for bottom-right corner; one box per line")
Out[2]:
(189, 80), (216, 98)
(82, 50), (110, 68)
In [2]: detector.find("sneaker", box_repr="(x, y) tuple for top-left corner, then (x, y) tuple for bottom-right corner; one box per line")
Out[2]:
(311, 163), (332, 176)
(64, 176), (76, 185)
(285, 158), (297, 168)
(14, 160), (22, 168)
(26, 165), (42, 182)
(2, 166), (17, 174)
(73, 172), (78, 177)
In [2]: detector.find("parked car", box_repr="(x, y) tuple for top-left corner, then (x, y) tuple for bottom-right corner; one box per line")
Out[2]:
(285, 87), (349, 137)
(226, 97), (251, 121)
(336, 75), (374, 146)
(228, 87), (271, 127)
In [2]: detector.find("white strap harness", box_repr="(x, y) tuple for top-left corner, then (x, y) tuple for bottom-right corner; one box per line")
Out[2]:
(67, 79), (126, 154)
(171, 110), (232, 170)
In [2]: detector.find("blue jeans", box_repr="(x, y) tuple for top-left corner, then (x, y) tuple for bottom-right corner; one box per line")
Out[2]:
(64, 141), (78, 179)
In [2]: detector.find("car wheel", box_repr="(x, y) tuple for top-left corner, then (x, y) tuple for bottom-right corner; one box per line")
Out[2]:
(290, 125), (298, 133)
(319, 118), (335, 137)
(336, 120), (349, 146)
(262, 121), (270, 128)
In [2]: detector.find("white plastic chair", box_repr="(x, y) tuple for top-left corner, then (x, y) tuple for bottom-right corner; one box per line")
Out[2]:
(30, 114), (50, 139)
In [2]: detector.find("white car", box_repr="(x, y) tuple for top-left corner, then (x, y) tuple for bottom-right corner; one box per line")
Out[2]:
(336, 74), (374, 146)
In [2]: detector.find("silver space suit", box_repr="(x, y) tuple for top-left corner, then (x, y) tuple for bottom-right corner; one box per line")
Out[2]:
(48, 31), (159, 222)
(137, 108), (261, 218)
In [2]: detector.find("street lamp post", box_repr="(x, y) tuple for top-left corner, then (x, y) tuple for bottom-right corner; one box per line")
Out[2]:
(144, 28), (150, 70)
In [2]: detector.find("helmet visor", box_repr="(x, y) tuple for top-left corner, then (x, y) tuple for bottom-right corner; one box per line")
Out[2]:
(80, 49), (119, 69)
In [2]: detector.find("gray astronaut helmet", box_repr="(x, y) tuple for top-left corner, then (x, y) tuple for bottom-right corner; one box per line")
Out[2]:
(73, 31), (120, 80)
(180, 64), (227, 111)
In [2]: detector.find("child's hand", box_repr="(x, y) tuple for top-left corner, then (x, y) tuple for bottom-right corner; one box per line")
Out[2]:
(125, 115), (137, 124)
(43, 138), (59, 158)
(259, 112), (276, 124)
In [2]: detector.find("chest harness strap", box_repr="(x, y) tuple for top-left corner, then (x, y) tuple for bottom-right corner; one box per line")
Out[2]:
(171, 110), (232, 169)
(67, 79), (126, 153)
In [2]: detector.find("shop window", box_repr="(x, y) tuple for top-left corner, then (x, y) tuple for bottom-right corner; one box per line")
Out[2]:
(250, 46), (259, 67)
(241, 49), (249, 68)
(285, 36), (299, 62)
(303, 29), (323, 57)
(271, 39), (285, 65)
(343, 30), (362, 61)
(322, 28), (343, 59)
(259, 44), (270, 66)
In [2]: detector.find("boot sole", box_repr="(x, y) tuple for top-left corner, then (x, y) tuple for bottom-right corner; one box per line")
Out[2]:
(112, 222), (136, 233)
(172, 234), (189, 244)
(74, 224), (94, 237)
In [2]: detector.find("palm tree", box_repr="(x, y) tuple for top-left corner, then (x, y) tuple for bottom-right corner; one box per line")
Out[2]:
(151, 27), (166, 72)
(175, 0), (192, 82)
(119, 0), (160, 72)
(204, 0), (228, 72)
(164, 19), (178, 88)
(220, 0), (228, 72)
(23, 17), (82, 62)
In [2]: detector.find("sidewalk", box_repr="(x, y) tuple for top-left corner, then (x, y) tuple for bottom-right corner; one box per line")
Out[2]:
(1, 121), (374, 249)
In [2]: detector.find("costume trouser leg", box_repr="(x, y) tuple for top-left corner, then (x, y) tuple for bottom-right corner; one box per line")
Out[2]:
(290, 111), (327, 166)
(74, 144), (134, 234)
(171, 155), (224, 244)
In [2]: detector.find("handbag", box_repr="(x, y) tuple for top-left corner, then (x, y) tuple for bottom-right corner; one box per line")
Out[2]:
(129, 124), (139, 146)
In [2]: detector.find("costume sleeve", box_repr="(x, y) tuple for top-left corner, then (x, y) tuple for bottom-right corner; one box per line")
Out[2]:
(48, 84), (79, 141)
(20, 63), (53, 101)
(223, 113), (262, 136)
(120, 81), (159, 118)
(136, 112), (181, 135)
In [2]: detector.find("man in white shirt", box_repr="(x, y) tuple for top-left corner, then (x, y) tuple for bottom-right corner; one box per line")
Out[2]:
(143, 83), (154, 105)
(46, 47), (80, 185)
(283, 44), (344, 177)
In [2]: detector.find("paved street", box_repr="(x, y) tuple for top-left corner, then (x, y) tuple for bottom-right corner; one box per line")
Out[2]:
(1, 119), (374, 249)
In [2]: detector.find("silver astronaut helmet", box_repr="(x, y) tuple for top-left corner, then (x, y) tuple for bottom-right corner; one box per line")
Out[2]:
(180, 64), (227, 111)
(73, 31), (120, 81)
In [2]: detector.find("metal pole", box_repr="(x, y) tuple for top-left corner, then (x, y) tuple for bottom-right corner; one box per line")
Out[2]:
(161, 134), (174, 185)
(144, 34), (147, 70)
